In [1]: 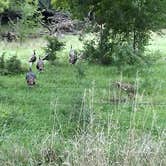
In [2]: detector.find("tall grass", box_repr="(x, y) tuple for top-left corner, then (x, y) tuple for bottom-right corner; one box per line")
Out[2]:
(0, 82), (165, 166)
(0, 33), (166, 165)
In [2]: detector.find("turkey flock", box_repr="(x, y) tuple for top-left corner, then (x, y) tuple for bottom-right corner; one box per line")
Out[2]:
(25, 47), (136, 101)
(26, 46), (78, 87)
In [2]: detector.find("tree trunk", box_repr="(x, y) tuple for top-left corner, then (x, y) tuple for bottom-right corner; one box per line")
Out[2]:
(133, 27), (136, 52)
(100, 24), (103, 46)
(0, 15), (2, 27)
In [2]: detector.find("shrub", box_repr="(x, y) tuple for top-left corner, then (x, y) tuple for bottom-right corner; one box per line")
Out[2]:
(8, 1), (42, 42)
(83, 39), (149, 66)
(110, 41), (145, 66)
(5, 56), (25, 74)
(83, 40), (99, 63)
(44, 36), (65, 62)
(0, 52), (5, 69)
(0, 52), (8, 75)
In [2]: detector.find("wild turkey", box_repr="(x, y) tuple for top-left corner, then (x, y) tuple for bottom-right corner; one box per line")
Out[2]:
(29, 50), (37, 65)
(69, 54), (77, 64)
(69, 45), (77, 64)
(42, 53), (50, 61)
(115, 81), (136, 99)
(25, 68), (36, 86)
(36, 57), (44, 71)
(7, 32), (17, 42)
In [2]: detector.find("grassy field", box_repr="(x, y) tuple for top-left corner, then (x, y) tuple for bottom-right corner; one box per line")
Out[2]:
(0, 34), (166, 165)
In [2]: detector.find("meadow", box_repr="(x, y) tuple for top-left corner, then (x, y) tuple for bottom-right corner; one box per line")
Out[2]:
(0, 34), (166, 165)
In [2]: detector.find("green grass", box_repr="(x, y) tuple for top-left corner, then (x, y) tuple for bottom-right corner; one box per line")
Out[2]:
(0, 34), (166, 165)
(0, 35), (83, 63)
(149, 31), (166, 54)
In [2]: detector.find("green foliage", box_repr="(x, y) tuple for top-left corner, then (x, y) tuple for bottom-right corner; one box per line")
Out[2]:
(0, 0), (38, 14)
(0, 53), (25, 75)
(83, 37), (146, 65)
(67, 0), (166, 65)
(44, 36), (65, 62)
(6, 56), (25, 74)
(8, 0), (38, 11)
(0, 0), (42, 41)
(83, 40), (102, 64)
(51, 0), (69, 10)
(75, 63), (86, 79)
(39, 0), (51, 9)
(111, 41), (145, 66)
(83, 35), (113, 65)
(0, 52), (8, 75)
(0, 52), (5, 69)
(0, 0), (9, 13)
(0, 108), (25, 129)
(8, 0), (42, 42)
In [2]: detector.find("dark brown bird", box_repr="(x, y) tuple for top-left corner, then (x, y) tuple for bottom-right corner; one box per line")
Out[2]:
(69, 45), (77, 64)
(29, 50), (37, 64)
(36, 57), (44, 71)
(25, 68), (36, 86)
(69, 54), (77, 64)
(115, 81), (136, 99)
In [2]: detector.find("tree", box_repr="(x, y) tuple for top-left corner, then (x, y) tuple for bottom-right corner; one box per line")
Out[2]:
(44, 36), (65, 62)
(64, 0), (166, 65)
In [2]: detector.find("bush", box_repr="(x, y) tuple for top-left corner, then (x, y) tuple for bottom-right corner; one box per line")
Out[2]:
(44, 36), (65, 62)
(83, 39), (149, 66)
(83, 39), (114, 65)
(110, 41), (145, 66)
(0, 54), (26, 75)
(6, 56), (25, 74)
(8, 1), (42, 42)
(0, 52), (5, 69)
(0, 52), (8, 75)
